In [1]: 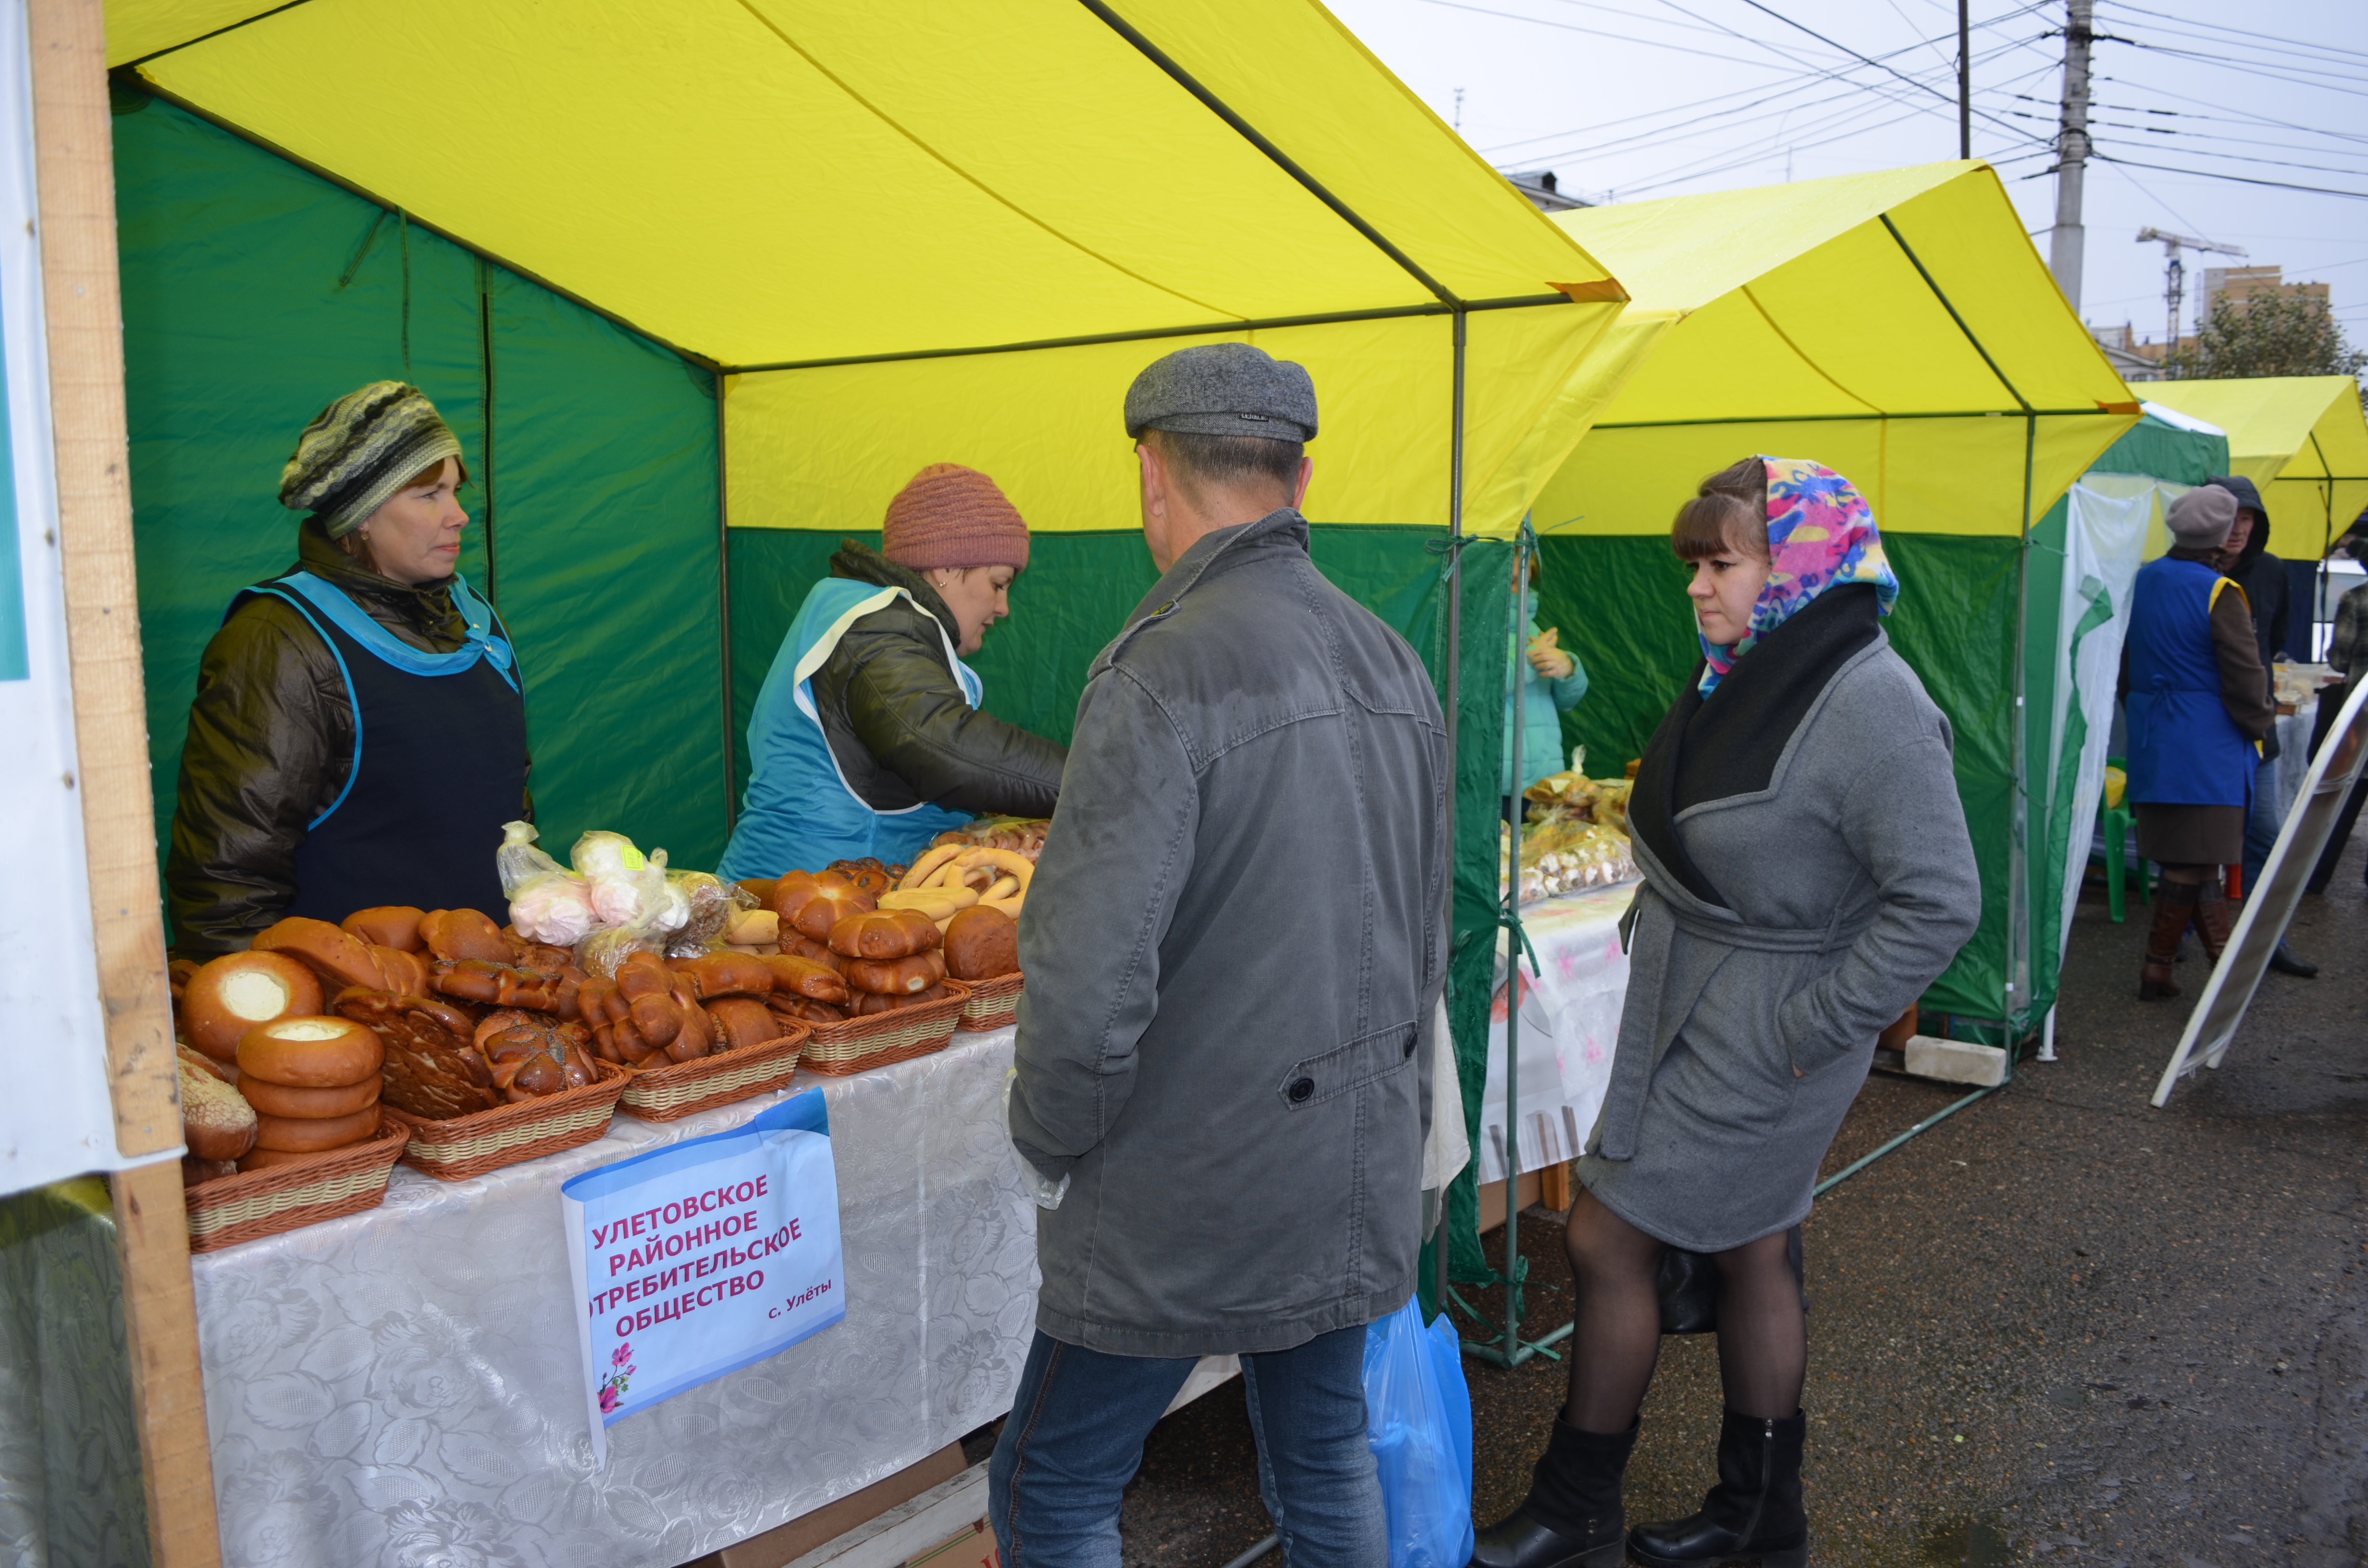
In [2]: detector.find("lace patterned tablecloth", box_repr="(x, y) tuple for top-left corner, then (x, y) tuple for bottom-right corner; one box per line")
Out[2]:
(190, 1027), (1035, 1568)
(1478, 883), (1635, 1185)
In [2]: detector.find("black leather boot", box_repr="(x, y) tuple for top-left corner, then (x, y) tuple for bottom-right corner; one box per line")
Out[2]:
(2138, 880), (2198, 1001)
(1628, 1408), (1807, 1568)
(1469, 1417), (1638, 1568)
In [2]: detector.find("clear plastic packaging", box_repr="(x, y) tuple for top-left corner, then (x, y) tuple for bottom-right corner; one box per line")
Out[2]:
(498, 821), (598, 946)
(663, 870), (737, 958)
(565, 832), (691, 975)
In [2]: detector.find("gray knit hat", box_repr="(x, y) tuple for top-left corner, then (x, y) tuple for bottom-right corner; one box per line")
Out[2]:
(1123, 342), (1318, 442)
(279, 381), (462, 539)
(2166, 484), (2237, 549)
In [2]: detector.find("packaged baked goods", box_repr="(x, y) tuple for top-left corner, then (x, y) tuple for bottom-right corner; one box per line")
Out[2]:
(181, 951), (324, 1061)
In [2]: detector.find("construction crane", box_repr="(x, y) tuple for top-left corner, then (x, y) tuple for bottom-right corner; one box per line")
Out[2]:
(2137, 227), (2247, 357)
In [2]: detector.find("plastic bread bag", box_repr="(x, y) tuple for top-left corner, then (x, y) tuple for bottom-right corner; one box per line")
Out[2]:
(571, 830), (659, 926)
(498, 821), (597, 946)
(662, 870), (736, 958)
(1362, 1295), (1474, 1568)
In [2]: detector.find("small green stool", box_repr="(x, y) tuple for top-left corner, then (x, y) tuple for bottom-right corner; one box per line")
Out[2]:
(2097, 755), (2151, 922)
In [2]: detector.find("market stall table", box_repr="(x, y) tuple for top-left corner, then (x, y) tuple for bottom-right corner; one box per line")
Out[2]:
(1475, 880), (1637, 1187)
(189, 1026), (1034, 1568)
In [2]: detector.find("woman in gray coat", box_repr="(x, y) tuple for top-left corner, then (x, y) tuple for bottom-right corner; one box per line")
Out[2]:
(1473, 458), (1979, 1568)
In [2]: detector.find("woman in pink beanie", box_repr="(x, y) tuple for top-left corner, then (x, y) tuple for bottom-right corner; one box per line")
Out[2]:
(720, 465), (1067, 880)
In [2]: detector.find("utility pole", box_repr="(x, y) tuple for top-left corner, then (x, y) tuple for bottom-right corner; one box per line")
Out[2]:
(1958, 0), (1972, 159)
(2048, 0), (2095, 312)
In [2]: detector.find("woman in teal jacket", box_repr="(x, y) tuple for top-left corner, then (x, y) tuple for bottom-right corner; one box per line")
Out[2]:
(1506, 556), (1589, 803)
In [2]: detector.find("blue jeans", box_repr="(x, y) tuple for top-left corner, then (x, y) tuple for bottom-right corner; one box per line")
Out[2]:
(989, 1325), (1384, 1568)
(2243, 755), (2282, 896)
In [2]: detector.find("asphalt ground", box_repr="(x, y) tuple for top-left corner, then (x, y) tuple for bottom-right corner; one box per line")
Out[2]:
(1104, 835), (2368, 1568)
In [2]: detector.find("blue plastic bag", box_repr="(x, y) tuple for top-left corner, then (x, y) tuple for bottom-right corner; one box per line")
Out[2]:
(1362, 1297), (1475, 1568)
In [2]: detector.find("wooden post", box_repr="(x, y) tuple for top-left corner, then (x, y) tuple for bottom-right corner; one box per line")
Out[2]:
(28, 0), (222, 1562)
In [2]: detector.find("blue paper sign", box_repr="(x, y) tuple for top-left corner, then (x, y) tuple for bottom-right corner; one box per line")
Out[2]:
(562, 1090), (847, 1464)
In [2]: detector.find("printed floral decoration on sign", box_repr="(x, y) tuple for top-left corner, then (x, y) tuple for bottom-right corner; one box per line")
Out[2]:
(598, 1342), (636, 1414)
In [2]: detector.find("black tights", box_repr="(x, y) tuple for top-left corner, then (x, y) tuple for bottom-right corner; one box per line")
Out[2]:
(1560, 1190), (1804, 1433)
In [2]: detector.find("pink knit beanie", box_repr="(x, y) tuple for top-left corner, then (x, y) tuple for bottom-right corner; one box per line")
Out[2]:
(881, 464), (1030, 572)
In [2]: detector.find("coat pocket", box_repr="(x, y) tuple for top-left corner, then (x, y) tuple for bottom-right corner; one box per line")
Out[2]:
(1277, 1020), (1418, 1111)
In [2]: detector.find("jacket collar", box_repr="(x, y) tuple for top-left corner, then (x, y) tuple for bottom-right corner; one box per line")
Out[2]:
(1094, 509), (1307, 676)
(294, 519), (467, 648)
(829, 538), (961, 642)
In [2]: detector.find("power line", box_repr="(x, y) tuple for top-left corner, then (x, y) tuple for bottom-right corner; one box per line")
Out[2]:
(1413, 0), (1806, 74)
(2094, 0), (2368, 64)
(2092, 153), (2368, 202)
(1725, 0), (2044, 146)
(2111, 41), (2368, 98)
(2096, 138), (2368, 183)
(2094, 77), (2368, 147)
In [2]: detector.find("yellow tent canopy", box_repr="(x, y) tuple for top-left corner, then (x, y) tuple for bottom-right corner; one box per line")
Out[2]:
(118, 0), (1631, 539)
(2143, 377), (2368, 558)
(1531, 161), (2138, 539)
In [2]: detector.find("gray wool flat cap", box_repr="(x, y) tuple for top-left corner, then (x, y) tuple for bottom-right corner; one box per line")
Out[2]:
(2166, 483), (2237, 548)
(1123, 342), (1318, 443)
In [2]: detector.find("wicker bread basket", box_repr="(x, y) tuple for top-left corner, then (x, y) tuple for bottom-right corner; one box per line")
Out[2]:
(184, 1113), (410, 1253)
(955, 970), (1023, 1033)
(381, 1058), (630, 1181)
(619, 1022), (813, 1122)
(800, 982), (970, 1075)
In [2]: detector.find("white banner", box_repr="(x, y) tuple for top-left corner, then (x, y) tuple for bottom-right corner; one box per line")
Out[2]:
(0, 0), (122, 1198)
(563, 1090), (849, 1467)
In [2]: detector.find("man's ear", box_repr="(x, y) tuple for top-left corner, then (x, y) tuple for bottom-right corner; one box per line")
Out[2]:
(1138, 441), (1167, 520)
(1291, 454), (1313, 511)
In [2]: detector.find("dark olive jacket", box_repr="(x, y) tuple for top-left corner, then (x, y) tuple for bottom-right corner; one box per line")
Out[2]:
(164, 523), (529, 954)
(808, 541), (1065, 816)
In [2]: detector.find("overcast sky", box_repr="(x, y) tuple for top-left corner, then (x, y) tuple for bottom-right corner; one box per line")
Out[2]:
(1324, 0), (2367, 350)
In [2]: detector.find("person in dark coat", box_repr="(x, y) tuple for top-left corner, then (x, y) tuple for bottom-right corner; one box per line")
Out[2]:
(2208, 474), (2317, 976)
(992, 344), (1446, 1568)
(2121, 486), (2275, 1000)
(719, 465), (1067, 880)
(167, 382), (529, 952)
(1472, 457), (1978, 1568)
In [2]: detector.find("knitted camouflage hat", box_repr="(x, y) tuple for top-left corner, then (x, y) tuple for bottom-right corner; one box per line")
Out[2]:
(278, 381), (463, 539)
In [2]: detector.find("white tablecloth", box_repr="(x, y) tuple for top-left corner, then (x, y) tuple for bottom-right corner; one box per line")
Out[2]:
(1477, 883), (1635, 1185)
(190, 1028), (1036, 1568)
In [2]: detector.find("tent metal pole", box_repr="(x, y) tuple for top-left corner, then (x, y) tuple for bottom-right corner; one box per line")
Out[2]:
(1436, 306), (1467, 1322)
(477, 257), (496, 606)
(1592, 407), (2114, 430)
(717, 370), (736, 836)
(1075, 0), (1460, 308)
(2007, 412), (2035, 1046)
(1877, 215), (2034, 414)
(1813, 1083), (2002, 1197)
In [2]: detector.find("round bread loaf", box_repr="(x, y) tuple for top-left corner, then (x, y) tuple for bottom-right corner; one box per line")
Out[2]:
(178, 1054), (258, 1162)
(342, 905), (426, 951)
(238, 1074), (382, 1120)
(418, 908), (512, 963)
(845, 950), (947, 995)
(237, 1016), (384, 1088)
(252, 1104), (382, 1153)
(941, 906), (1018, 981)
(827, 907), (941, 960)
(182, 952), (324, 1061)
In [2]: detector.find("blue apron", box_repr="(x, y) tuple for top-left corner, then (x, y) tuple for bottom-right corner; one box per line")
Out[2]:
(2124, 556), (2256, 812)
(233, 570), (525, 920)
(718, 578), (980, 881)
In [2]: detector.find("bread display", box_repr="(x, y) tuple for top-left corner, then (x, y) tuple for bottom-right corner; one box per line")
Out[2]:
(342, 905), (426, 951)
(237, 1016), (385, 1089)
(887, 846), (1030, 922)
(845, 951), (946, 996)
(472, 1011), (601, 1100)
(181, 952), (324, 1061)
(789, 887), (876, 942)
(705, 997), (784, 1053)
(828, 908), (941, 961)
(755, 953), (850, 1004)
(822, 857), (904, 897)
(419, 907), (513, 963)
(253, 1104), (382, 1153)
(239, 1074), (381, 1120)
(431, 957), (564, 1011)
(178, 1050), (258, 1164)
(335, 989), (500, 1119)
(941, 906), (1019, 982)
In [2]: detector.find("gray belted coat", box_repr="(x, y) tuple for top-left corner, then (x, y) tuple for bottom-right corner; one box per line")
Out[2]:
(1578, 627), (1979, 1252)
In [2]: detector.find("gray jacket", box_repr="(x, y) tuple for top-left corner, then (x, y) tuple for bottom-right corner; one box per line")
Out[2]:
(1581, 631), (1980, 1252)
(1008, 509), (1449, 1358)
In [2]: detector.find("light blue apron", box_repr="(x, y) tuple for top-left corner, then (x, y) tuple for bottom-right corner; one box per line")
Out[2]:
(718, 578), (981, 881)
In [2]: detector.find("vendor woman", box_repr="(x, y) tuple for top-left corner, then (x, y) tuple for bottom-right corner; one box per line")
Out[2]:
(719, 464), (1066, 880)
(167, 381), (527, 952)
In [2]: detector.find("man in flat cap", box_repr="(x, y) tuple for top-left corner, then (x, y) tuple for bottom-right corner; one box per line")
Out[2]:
(993, 342), (1448, 1567)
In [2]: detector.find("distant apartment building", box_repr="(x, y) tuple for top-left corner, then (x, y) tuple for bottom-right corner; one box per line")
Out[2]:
(2088, 265), (2332, 379)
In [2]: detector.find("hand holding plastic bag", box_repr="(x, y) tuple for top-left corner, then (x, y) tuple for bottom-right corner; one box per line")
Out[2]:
(1362, 1297), (1474, 1568)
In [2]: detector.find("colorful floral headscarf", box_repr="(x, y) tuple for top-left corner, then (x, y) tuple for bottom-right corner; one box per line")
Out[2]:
(1698, 456), (1899, 695)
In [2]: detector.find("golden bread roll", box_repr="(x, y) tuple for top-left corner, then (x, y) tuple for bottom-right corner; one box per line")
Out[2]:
(254, 917), (388, 992)
(827, 907), (941, 960)
(755, 953), (849, 1004)
(417, 908), (512, 963)
(238, 1074), (381, 1120)
(178, 1054), (258, 1162)
(252, 1104), (382, 1153)
(236, 1016), (385, 1088)
(677, 952), (775, 1000)
(705, 997), (783, 1052)
(342, 905), (426, 951)
(182, 951), (324, 1061)
(845, 950), (947, 996)
(941, 906), (1019, 982)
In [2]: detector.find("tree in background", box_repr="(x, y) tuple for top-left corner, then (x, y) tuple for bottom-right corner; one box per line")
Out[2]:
(2164, 292), (2366, 380)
